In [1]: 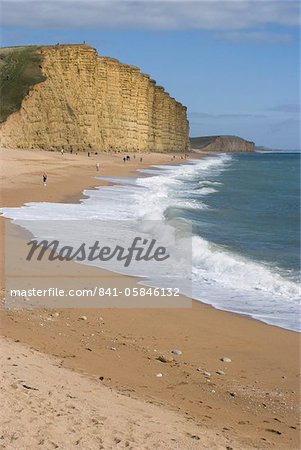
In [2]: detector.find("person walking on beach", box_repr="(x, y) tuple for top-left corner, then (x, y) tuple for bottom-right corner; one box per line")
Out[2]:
(61, 149), (64, 156)
(43, 172), (47, 186)
(96, 162), (100, 172)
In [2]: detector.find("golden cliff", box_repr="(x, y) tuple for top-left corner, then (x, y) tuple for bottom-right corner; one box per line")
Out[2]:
(0, 45), (189, 152)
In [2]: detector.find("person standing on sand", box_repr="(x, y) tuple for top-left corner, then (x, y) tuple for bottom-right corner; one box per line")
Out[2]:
(61, 149), (64, 156)
(96, 163), (100, 172)
(43, 173), (47, 186)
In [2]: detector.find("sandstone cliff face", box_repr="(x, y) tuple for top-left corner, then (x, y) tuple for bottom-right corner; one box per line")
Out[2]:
(0, 45), (189, 152)
(190, 135), (255, 152)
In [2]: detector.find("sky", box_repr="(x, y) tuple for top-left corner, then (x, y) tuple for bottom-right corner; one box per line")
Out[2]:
(1, 0), (300, 149)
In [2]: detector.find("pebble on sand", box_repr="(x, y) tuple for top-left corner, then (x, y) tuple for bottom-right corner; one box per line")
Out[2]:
(220, 357), (232, 363)
(171, 349), (182, 356)
(157, 355), (174, 363)
(156, 373), (163, 377)
(79, 316), (87, 321)
(203, 371), (211, 377)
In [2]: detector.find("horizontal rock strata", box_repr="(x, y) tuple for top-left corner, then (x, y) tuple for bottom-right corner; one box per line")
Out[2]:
(0, 45), (189, 152)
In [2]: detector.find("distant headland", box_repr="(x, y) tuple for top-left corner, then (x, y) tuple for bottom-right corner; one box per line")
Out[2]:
(190, 135), (255, 152)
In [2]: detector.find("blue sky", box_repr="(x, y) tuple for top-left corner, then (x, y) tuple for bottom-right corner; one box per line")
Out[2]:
(1, 1), (300, 149)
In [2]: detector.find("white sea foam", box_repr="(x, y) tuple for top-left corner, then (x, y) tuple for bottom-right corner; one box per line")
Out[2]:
(191, 235), (300, 301)
(1, 153), (300, 331)
(197, 187), (217, 195)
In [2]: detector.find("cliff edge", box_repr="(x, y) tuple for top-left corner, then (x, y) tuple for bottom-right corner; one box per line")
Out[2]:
(190, 135), (255, 152)
(0, 45), (189, 152)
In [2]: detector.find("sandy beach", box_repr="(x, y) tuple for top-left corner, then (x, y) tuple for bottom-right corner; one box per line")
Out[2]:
(0, 148), (300, 450)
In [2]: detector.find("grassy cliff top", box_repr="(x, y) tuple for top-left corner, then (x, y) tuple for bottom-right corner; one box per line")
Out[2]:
(0, 46), (46, 123)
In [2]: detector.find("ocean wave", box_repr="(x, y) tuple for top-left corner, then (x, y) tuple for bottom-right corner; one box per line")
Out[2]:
(133, 154), (232, 219)
(191, 235), (301, 302)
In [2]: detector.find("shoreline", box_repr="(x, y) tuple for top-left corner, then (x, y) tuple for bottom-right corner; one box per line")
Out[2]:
(1, 148), (300, 449)
(2, 147), (298, 333)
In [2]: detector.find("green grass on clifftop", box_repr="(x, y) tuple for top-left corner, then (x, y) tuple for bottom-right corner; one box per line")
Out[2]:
(0, 46), (46, 123)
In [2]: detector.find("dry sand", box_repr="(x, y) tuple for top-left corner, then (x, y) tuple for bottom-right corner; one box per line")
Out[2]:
(1, 336), (231, 450)
(0, 148), (300, 449)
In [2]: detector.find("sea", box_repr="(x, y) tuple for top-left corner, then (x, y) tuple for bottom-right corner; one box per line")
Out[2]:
(2, 151), (300, 331)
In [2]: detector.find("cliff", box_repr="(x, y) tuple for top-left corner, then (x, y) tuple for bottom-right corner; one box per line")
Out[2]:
(190, 135), (255, 152)
(0, 45), (189, 152)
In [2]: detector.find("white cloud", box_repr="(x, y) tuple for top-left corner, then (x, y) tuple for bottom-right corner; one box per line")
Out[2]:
(216, 30), (294, 43)
(189, 112), (267, 119)
(269, 104), (300, 113)
(1, 1), (300, 31)
(270, 118), (300, 132)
